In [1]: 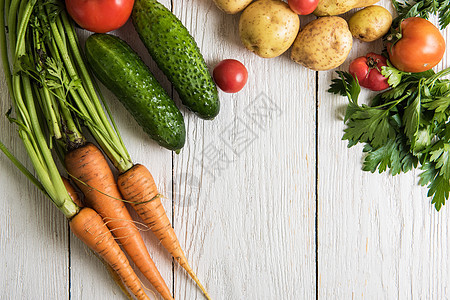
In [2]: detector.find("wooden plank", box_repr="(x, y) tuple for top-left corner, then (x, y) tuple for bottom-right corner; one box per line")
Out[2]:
(0, 52), (69, 298)
(318, 4), (450, 299)
(172, 1), (317, 298)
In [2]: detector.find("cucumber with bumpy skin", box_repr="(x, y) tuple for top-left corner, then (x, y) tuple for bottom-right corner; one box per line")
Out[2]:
(85, 33), (186, 151)
(132, 0), (220, 120)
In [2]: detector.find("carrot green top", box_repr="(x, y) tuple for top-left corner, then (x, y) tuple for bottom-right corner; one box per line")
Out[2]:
(0, 0), (79, 218)
(0, 0), (133, 218)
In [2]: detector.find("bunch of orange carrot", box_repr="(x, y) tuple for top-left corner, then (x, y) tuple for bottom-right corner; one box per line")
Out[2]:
(0, 1), (208, 299)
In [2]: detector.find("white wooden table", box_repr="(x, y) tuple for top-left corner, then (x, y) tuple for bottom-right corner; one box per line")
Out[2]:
(1, 0), (449, 299)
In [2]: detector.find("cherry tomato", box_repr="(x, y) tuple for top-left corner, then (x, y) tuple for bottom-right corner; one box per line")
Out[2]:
(213, 59), (248, 93)
(65, 0), (134, 33)
(387, 17), (445, 73)
(349, 53), (389, 91)
(288, 0), (319, 15)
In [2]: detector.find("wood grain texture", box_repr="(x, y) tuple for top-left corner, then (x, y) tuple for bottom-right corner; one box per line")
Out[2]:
(318, 3), (450, 299)
(1, 0), (450, 299)
(0, 48), (69, 299)
(172, 1), (316, 299)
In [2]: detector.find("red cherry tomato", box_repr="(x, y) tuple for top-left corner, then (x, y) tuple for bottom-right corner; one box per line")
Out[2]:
(349, 53), (390, 91)
(387, 17), (445, 73)
(288, 0), (319, 15)
(213, 59), (248, 93)
(65, 0), (134, 33)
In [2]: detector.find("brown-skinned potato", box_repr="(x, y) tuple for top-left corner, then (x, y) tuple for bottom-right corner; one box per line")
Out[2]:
(239, 0), (300, 58)
(314, 0), (380, 16)
(213, 0), (253, 14)
(348, 5), (392, 42)
(290, 17), (353, 71)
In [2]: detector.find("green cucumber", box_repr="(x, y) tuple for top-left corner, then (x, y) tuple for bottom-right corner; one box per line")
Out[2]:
(132, 0), (220, 120)
(85, 33), (186, 151)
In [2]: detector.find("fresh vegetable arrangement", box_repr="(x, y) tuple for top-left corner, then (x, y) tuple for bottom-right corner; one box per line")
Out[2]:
(212, 0), (450, 77)
(327, 7), (450, 210)
(64, 0), (221, 149)
(213, 0), (450, 210)
(330, 64), (450, 211)
(214, 0), (371, 69)
(2, 0), (450, 296)
(0, 0), (211, 298)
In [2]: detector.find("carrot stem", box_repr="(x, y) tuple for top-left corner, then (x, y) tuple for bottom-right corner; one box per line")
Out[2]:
(0, 138), (45, 195)
(0, 0), (12, 95)
(0, 0), (79, 219)
(7, 0), (19, 57)
(61, 11), (128, 158)
(46, 8), (132, 172)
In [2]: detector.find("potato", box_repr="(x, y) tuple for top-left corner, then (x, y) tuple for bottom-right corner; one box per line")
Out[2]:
(314, 0), (380, 16)
(290, 17), (352, 71)
(239, 0), (300, 58)
(213, 0), (253, 14)
(348, 6), (392, 42)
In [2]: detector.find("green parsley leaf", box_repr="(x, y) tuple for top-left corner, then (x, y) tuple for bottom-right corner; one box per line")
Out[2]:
(381, 82), (412, 100)
(428, 142), (450, 180)
(328, 71), (361, 102)
(332, 58), (450, 210)
(414, 127), (433, 152)
(328, 71), (364, 124)
(343, 106), (396, 148)
(420, 162), (450, 211)
(423, 96), (450, 112)
(381, 63), (406, 88)
(403, 93), (421, 148)
(391, 0), (450, 30)
(439, 0), (450, 29)
(362, 134), (418, 175)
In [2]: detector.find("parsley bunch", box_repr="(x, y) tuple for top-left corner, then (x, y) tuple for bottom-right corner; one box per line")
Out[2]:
(329, 66), (450, 211)
(391, 0), (450, 29)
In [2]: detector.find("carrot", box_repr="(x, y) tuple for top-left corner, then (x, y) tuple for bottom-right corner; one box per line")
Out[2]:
(118, 164), (210, 299)
(101, 259), (134, 300)
(65, 143), (173, 300)
(62, 177), (84, 208)
(63, 177), (134, 300)
(69, 207), (150, 300)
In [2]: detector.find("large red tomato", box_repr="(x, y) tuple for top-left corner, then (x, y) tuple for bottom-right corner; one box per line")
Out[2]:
(387, 17), (445, 73)
(65, 0), (134, 33)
